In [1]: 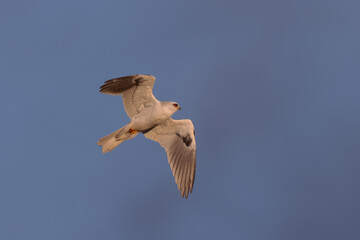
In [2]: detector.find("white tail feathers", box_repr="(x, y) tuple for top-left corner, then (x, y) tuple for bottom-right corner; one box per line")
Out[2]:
(97, 125), (138, 153)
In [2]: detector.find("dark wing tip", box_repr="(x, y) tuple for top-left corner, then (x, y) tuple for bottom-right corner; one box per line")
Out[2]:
(99, 75), (138, 95)
(99, 74), (156, 95)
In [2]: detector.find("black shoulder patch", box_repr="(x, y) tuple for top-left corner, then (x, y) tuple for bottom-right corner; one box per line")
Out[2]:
(135, 77), (146, 85)
(134, 78), (140, 86)
(177, 133), (192, 147)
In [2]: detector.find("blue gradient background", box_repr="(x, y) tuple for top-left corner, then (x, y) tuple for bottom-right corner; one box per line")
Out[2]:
(1, 1), (360, 239)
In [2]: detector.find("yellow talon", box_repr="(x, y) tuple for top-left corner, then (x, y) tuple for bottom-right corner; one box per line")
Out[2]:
(128, 128), (137, 134)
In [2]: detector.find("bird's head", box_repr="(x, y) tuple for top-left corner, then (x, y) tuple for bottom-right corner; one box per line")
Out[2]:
(163, 101), (181, 116)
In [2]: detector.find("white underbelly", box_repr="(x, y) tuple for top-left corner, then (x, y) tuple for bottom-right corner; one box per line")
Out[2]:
(129, 109), (168, 131)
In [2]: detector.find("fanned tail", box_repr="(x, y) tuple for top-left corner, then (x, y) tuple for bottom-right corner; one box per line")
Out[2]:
(97, 125), (138, 153)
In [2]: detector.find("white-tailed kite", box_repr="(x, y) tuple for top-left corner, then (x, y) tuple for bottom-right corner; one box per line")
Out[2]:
(97, 74), (196, 198)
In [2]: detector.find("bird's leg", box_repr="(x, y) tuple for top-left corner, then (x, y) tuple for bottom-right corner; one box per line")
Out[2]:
(128, 128), (137, 134)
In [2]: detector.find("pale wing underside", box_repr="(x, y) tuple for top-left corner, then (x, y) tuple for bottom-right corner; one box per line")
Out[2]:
(99, 74), (157, 118)
(144, 119), (196, 198)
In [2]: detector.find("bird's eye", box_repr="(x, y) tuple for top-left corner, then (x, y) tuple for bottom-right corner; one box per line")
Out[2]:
(173, 103), (178, 107)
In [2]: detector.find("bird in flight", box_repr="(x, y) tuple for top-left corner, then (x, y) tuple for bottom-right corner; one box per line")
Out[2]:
(97, 74), (196, 198)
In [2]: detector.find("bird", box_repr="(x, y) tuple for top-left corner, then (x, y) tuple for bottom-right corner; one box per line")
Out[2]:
(97, 74), (196, 198)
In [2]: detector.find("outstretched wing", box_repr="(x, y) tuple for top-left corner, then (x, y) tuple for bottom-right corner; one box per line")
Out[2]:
(99, 74), (158, 118)
(144, 119), (196, 198)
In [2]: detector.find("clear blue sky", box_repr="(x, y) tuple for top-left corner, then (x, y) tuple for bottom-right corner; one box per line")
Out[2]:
(1, 1), (360, 239)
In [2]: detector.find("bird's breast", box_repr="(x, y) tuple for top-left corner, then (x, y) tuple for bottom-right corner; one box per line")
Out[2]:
(130, 107), (169, 131)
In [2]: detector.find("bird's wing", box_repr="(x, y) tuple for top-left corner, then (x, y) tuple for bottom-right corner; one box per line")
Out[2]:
(99, 74), (157, 118)
(144, 118), (196, 198)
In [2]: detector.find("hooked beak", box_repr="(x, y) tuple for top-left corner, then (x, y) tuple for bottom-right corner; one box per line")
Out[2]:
(178, 106), (182, 110)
